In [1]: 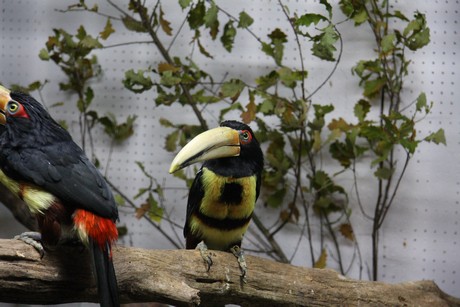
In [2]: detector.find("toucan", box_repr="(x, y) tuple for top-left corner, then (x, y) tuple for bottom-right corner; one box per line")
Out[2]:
(169, 120), (264, 280)
(0, 86), (119, 307)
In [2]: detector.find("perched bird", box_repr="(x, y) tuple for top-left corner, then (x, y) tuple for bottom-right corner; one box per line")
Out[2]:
(169, 120), (264, 280)
(0, 86), (119, 307)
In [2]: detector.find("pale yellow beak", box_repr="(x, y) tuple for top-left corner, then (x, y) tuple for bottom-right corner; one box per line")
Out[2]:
(169, 126), (241, 173)
(0, 85), (11, 125)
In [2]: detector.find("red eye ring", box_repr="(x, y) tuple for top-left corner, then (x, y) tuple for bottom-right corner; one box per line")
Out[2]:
(240, 130), (252, 144)
(6, 100), (29, 119)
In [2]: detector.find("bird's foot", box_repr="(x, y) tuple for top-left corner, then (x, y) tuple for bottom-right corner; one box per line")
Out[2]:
(14, 231), (45, 258)
(196, 241), (213, 272)
(230, 245), (247, 283)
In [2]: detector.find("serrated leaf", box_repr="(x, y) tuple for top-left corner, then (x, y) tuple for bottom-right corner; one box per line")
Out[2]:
(159, 5), (173, 36)
(188, 0), (205, 29)
(204, 2), (219, 39)
(314, 248), (327, 269)
(311, 25), (338, 61)
(354, 99), (371, 122)
(416, 92), (427, 112)
(100, 18), (115, 40)
(295, 13), (327, 28)
(221, 20), (236, 52)
(424, 128), (446, 145)
(123, 69), (153, 93)
(328, 118), (352, 132)
(238, 11), (254, 28)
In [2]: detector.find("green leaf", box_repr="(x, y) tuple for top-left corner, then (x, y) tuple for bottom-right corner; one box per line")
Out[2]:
(188, 0), (205, 29)
(311, 25), (338, 61)
(403, 12), (430, 51)
(220, 79), (245, 99)
(148, 193), (164, 223)
(122, 16), (148, 32)
(238, 11), (254, 28)
(363, 78), (386, 98)
(354, 99), (370, 122)
(39, 48), (50, 60)
(381, 33), (396, 53)
(416, 92), (427, 112)
(267, 188), (286, 208)
(123, 69), (153, 93)
(424, 128), (446, 145)
(374, 167), (393, 180)
(204, 2), (219, 39)
(100, 18), (115, 40)
(80, 35), (102, 48)
(353, 9), (368, 25)
(295, 13), (328, 28)
(220, 20), (236, 52)
(179, 0), (192, 9)
(165, 130), (179, 152)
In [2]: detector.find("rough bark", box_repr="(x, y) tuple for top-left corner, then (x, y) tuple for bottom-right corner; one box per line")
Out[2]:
(0, 239), (458, 306)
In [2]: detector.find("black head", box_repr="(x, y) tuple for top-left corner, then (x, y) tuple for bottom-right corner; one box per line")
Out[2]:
(1, 92), (72, 146)
(205, 120), (264, 177)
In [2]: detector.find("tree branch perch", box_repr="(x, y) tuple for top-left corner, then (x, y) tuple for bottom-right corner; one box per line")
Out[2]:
(0, 239), (458, 306)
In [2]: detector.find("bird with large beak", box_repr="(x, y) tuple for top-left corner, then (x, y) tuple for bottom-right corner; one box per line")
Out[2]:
(170, 120), (264, 281)
(0, 86), (119, 306)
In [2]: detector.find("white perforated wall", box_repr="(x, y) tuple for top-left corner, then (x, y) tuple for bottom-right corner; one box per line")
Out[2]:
(0, 0), (459, 301)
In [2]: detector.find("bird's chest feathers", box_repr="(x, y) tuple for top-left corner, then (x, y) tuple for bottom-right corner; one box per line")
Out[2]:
(0, 169), (55, 214)
(200, 169), (256, 220)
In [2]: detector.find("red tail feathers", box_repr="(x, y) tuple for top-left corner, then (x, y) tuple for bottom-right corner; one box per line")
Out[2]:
(73, 209), (118, 249)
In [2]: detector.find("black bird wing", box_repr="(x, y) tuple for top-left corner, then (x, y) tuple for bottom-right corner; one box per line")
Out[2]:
(183, 168), (205, 242)
(2, 141), (117, 220)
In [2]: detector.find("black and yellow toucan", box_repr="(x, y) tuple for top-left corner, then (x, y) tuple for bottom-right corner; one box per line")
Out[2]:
(169, 120), (264, 280)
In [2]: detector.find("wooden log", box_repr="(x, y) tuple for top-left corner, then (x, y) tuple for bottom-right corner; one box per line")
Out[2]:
(0, 239), (458, 306)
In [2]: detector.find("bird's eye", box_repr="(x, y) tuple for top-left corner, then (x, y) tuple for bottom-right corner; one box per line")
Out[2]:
(6, 100), (29, 119)
(240, 130), (252, 144)
(7, 101), (19, 114)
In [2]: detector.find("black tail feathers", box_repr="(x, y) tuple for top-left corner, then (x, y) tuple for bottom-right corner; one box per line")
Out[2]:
(91, 239), (120, 307)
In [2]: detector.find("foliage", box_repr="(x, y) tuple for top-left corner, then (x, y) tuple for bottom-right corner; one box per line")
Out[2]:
(20, 0), (445, 281)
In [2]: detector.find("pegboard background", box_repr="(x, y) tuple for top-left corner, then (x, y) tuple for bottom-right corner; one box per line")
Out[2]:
(0, 0), (459, 302)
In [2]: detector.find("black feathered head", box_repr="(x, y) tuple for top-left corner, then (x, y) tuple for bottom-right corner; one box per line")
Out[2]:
(0, 91), (72, 146)
(169, 120), (264, 178)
